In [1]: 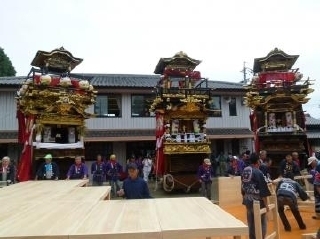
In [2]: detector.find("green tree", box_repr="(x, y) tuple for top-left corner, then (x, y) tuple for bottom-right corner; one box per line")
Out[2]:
(0, 47), (16, 76)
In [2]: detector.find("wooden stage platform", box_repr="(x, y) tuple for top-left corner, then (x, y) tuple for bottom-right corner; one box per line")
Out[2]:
(1, 180), (318, 239)
(0, 180), (248, 239)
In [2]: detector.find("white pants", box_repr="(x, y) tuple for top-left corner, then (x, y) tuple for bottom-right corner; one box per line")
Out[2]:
(143, 168), (151, 182)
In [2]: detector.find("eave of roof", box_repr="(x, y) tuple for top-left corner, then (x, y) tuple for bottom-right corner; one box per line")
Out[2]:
(89, 74), (159, 88)
(0, 128), (253, 143)
(0, 76), (25, 86)
(306, 131), (320, 139)
(305, 115), (320, 126)
(0, 74), (246, 91)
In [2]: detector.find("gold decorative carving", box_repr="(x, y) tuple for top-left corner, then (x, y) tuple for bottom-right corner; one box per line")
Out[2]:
(163, 142), (211, 154)
(18, 81), (95, 120)
(37, 114), (84, 126)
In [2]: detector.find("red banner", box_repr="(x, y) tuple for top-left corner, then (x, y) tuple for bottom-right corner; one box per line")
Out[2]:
(258, 72), (295, 88)
(163, 68), (201, 80)
(17, 115), (35, 181)
(250, 111), (260, 152)
(16, 109), (26, 144)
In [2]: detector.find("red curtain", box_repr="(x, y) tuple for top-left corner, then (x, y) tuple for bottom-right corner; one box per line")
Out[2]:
(16, 109), (26, 144)
(17, 115), (35, 182)
(155, 112), (165, 175)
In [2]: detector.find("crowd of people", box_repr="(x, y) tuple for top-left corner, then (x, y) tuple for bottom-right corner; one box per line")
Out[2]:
(0, 153), (155, 199)
(198, 150), (320, 238)
(1, 149), (320, 236)
(239, 150), (320, 239)
(34, 153), (154, 198)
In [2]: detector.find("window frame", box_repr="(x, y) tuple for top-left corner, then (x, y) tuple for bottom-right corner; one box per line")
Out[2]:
(228, 97), (237, 116)
(131, 94), (155, 117)
(94, 94), (122, 118)
(208, 96), (222, 117)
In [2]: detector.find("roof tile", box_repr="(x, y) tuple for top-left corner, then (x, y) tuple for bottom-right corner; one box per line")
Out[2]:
(0, 74), (245, 90)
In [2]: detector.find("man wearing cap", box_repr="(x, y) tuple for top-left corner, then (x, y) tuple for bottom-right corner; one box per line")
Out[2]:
(117, 163), (152, 199)
(35, 154), (59, 180)
(197, 158), (214, 200)
(308, 156), (319, 184)
(106, 154), (123, 197)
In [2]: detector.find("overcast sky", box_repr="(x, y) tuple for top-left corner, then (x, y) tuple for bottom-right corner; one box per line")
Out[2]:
(1, 0), (319, 118)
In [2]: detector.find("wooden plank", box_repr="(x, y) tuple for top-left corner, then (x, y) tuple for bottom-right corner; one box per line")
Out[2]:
(212, 176), (242, 206)
(70, 200), (162, 239)
(54, 186), (111, 202)
(0, 201), (93, 238)
(0, 180), (90, 202)
(301, 233), (317, 239)
(0, 182), (248, 239)
(154, 197), (248, 239)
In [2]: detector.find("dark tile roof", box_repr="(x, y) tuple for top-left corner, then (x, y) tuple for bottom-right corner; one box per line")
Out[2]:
(0, 74), (245, 90)
(306, 131), (320, 139)
(0, 76), (25, 86)
(85, 129), (155, 137)
(89, 74), (159, 88)
(0, 128), (252, 141)
(207, 128), (253, 135)
(77, 128), (253, 138)
(208, 81), (245, 90)
(0, 131), (18, 139)
(305, 115), (320, 126)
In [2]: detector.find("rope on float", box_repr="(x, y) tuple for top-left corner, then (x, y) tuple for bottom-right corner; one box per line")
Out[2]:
(163, 174), (174, 192)
(163, 174), (199, 193)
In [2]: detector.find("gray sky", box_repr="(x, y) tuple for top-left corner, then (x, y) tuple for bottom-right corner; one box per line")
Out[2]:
(1, 0), (319, 118)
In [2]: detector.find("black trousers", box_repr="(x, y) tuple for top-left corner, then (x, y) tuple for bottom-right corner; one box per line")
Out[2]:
(277, 195), (305, 230)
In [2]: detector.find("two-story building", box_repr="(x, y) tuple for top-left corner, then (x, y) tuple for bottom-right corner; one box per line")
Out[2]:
(0, 74), (253, 166)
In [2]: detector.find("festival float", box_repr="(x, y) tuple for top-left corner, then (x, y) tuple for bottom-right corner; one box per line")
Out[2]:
(245, 48), (314, 177)
(150, 51), (212, 192)
(16, 47), (96, 181)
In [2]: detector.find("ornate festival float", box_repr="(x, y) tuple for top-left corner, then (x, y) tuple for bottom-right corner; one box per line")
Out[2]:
(150, 51), (212, 192)
(16, 47), (96, 181)
(245, 48), (314, 177)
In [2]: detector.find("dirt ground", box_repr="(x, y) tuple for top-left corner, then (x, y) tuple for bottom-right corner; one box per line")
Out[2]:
(146, 180), (319, 239)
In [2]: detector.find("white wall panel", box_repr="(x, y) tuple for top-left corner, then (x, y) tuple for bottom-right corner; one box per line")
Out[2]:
(86, 94), (155, 130)
(207, 96), (250, 128)
(1, 91), (251, 132)
(0, 91), (18, 130)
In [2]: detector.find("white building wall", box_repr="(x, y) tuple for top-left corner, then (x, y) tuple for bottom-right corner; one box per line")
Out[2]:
(207, 96), (251, 128)
(85, 94), (251, 130)
(86, 94), (155, 130)
(0, 91), (251, 135)
(0, 91), (18, 130)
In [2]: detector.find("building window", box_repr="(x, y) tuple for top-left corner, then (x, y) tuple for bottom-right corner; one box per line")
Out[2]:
(208, 96), (222, 117)
(94, 95), (122, 117)
(229, 97), (237, 116)
(131, 95), (155, 117)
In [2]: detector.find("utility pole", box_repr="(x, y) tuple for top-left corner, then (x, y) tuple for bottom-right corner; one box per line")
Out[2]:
(240, 61), (252, 84)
